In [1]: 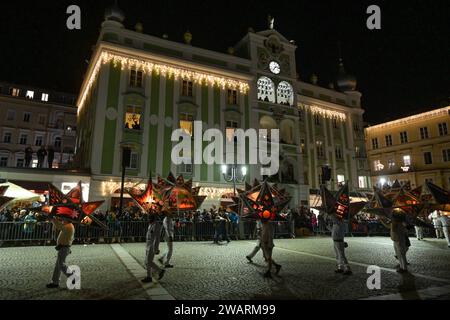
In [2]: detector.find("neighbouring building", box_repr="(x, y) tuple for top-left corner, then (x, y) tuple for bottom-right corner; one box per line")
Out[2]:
(365, 106), (450, 190)
(0, 82), (77, 169)
(75, 4), (370, 209)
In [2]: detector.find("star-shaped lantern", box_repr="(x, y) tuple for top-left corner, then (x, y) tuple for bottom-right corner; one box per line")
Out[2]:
(128, 173), (206, 216)
(320, 184), (367, 220)
(238, 179), (291, 222)
(39, 182), (106, 228)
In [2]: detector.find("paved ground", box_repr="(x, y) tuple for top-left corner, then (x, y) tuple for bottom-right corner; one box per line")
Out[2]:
(1, 236), (449, 300)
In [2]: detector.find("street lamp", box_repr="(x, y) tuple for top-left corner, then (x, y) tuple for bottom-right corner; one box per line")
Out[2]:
(222, 164), (247, 196)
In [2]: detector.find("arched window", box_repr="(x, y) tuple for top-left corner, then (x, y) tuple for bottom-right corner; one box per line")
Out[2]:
(277, 81), (294, 106)
(280, 119), (295, 145)
(257, 77), (275, 103)
(259, 116), (278, 140)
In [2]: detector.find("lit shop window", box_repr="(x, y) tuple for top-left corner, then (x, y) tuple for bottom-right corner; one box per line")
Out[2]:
(337, 175), (345, 185)
(41, 93), (49, 102)
(179, 113), (194, 136)
(125, 106), (142, 130)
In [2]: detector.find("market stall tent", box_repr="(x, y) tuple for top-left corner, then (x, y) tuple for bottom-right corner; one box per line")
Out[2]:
(0, 182), (42, 202)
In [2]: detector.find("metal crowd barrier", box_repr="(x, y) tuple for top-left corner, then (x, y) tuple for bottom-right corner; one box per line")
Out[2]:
(0, 221), (292, 244)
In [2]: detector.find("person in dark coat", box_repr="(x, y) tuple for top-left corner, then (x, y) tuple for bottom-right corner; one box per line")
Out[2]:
(37, 146), (47, 168)
(47, 146), (55, 168)
(24, 146), (33, 167)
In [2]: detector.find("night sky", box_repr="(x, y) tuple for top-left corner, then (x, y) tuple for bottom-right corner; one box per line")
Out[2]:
(0, 0), (448, 125)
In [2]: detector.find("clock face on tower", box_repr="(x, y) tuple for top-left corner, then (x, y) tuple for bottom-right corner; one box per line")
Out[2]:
(269, 61), (281, 74)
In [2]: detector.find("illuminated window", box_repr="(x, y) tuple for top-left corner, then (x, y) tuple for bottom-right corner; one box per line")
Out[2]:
(130, 69), (143, 88)
(372, 138), (379, 150)
(385, 135), (392, 147)
(337, 175), (346, 184)
(388, 159), (396, 169)
(41, 93), (49, 102)
(26, 91), (34, 99)
(423, 152), (432, 165)
(19, 134), (28, 145)
(276, 81), (294, 106)
(403, 155), (411, 166)
(179, 113), (194, 136)
(23, 112), (31, 123)
(125, 106), (142, 130)
(443, 149), (450, 162)
(316, 141), (324, 158)
(10, 88), (20, 97)
(226, 120), (238, 142)
(358, 176), (368, 189)
(400, 131), (408, 144)
(438, 123), (448, 136)
(257, 77), (275, 103)
(374, 160), (384, 171)
(227, 89), (238, 105)
(355, 146), (361, 158)
(182, 80), (193, 97)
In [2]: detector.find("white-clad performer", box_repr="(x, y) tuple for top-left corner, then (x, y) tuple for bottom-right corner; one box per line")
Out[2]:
(429, 210), (443, 239)
(246, 220), (267, 263)
(330, 215), (352, 275)
(439, 213), (450, 248)
(142, 215), (165, 283)
(159, 215), (175, 268)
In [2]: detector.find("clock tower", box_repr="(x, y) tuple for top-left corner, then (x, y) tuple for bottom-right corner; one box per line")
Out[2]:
(233, 22), (309, 207)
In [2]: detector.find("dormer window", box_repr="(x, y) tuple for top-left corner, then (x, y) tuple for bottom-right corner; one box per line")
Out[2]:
(10, 88), (20, 97)
(41, 93), (49, 102)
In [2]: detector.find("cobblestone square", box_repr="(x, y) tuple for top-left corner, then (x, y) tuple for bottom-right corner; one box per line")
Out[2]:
(1, 237), (449, 300)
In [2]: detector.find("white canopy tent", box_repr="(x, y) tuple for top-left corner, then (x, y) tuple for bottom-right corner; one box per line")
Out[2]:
(0, 182), (43, 202)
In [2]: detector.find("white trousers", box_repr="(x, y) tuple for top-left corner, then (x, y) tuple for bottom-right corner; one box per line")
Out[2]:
(443, 226), (450, 246)
(414, 226), (424, 239)
(160, 238), (173, 265)
(394, 240), (408, 270)
(333, 241), (349, 270)
(145, 223), (162, 277)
